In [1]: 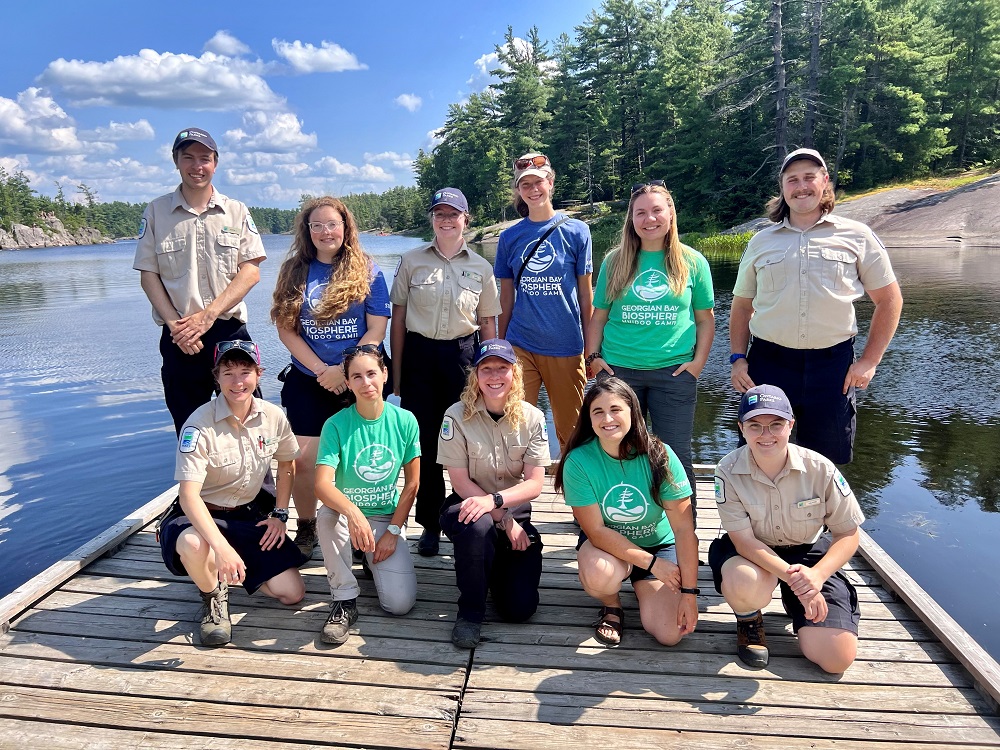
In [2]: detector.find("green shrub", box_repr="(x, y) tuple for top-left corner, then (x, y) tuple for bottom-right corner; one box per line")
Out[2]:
(690, 231), (754, 259)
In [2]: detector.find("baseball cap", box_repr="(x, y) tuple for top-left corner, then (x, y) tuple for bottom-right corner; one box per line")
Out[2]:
(513, 152), (553, 186)
(738, 385), (795, 422)
(473, 339), (517, 367)
(213, 340), (261, 367)
(780, 147), (827, 174)
(173, 127), (218, 154)
(429, 187), (469, 213)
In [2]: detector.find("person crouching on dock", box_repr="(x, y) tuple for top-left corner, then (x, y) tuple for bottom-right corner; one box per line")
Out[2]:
(158, 341), (306, 646)
(710, 385), (864, 672)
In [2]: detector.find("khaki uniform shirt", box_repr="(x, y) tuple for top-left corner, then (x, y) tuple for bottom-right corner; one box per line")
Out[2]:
(175, 397), (299, 508)
(733, 213), (896, 349)
(390, 241), (501, 340)
(133, 186), (267, 325)
(437, 398), (550, 494)
(714, 443), (865, 547)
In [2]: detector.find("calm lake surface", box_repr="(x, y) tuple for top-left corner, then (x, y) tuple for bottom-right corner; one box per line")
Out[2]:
(1, 235), (998, 659)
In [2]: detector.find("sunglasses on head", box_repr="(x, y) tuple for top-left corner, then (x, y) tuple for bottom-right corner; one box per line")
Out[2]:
(343, 343), (380, 358)
(631, 179), (667, 195)
(214, 340), (260, 363)
(514, 154), (551, 171)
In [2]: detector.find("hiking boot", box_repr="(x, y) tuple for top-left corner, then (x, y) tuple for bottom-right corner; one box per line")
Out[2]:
(294, 518), (318, 560)
(451, 617), (482, 649)
(417, 529), (439, 557)
(736, 611), (769, 668)
(199, 583), (231, 646)
(321, 598), (359, 645)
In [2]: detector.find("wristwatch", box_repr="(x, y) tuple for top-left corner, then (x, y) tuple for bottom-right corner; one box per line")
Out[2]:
(680, 586), (701, 596)
(386, 524), (402, 536)
(729, 353), (747, 365)
(492, 493), (504, 509)
(269, 508), (289, 523)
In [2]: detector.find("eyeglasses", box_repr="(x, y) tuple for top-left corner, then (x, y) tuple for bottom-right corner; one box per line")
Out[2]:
(308, 220), (344, 233)
(742, 419), (790, 437)
(214, 340), (260, 364)
(513, 154), (551, 171)
(631, 179), (667, 195)
(343, 343), (380, 358)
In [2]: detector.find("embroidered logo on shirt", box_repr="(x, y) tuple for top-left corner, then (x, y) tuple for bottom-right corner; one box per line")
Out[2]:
(246, 213), (259, 235)
(179, 427), (201, 453)
(714, 477), (725, 503)
(834, 470), (851, 497)
(137, 217), (147, 239)
(440, 415), (454, 441)
(354, 444), (396, 483)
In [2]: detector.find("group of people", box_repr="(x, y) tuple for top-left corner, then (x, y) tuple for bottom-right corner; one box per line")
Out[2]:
(139, 128), (901, 674)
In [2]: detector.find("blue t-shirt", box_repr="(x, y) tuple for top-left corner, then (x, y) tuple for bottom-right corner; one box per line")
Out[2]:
(495, 214), (593, 356)
(293, 260), (391, 374)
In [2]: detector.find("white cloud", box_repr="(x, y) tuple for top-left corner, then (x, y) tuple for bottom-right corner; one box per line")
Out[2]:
(271, 39), (367, 73)
(38, 50), (283, 111)
(425, 128), (445, 150)
(365, 150), (414, 170)
(393, 93), (422, 112)
(314, 156), (392, 182)
(204, 30), (251, 56)
(224, 169), (278, 186)
(467, 40), (557, 90)
(223, 111), (317, 153)
(470, 52), (498, 83)
(0, 88), (86, 153)
(80, 119), (154, 142)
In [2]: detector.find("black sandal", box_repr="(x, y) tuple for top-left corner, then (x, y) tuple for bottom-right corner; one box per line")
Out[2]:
(594, 605), (624, 647)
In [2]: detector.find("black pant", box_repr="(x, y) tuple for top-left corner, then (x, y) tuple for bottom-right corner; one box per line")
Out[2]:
(159, 318), (253, 434)
(399, 331), (476, 534)
(440, 493), (543, 623)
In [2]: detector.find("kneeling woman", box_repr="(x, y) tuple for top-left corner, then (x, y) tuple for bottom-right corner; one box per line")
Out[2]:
(709, 385), (863, 673)
(438, 339), (551, 648)
(315, 345), (420, 644)
(159, 341), (306, 646)
(555, 377), (698, 647)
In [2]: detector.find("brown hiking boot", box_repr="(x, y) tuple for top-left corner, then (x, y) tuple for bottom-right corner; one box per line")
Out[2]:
(294, 518), (318, 559)
(199, 583), (231, 646)
(736, 611), (769, 668)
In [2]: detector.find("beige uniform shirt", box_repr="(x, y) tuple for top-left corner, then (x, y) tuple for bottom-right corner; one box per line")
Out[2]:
(390, 241), (501, 340)
(437, 398), (550, 494)
(714, 443), (865, 547)
(733, 213), (896, 349)
(133, 186), (267, 325)
(175, 397), (299, 508)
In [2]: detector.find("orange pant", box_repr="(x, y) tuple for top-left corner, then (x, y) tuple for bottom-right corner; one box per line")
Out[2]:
(512, 346), (586, 455)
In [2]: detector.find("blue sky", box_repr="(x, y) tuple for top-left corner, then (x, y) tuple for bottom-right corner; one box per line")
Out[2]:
(1, 1), (596, 208)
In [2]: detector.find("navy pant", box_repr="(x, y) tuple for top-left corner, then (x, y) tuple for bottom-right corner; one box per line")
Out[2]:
(159, 318), (253, 434)
(399, 331), (476, 535)
(440, 493), (543, 624)
(744, 337), (856, 464)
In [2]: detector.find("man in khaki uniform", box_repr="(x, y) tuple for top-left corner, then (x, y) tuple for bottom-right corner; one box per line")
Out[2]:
(729, 148), (903, 464)
(134, 127), (266, 433)
(709, 385), (864, 673)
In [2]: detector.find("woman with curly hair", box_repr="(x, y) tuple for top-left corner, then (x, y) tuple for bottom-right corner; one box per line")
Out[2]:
(437, 339), (550, 648)
(555, 377), (698, 648)
(271, 197), (391, 558)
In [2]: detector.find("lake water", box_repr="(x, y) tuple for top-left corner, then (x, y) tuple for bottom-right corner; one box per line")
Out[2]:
(1, 236), (998, 660)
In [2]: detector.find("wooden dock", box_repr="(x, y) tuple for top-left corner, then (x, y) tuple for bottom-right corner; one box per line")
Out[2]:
(2, 473), (999, 749)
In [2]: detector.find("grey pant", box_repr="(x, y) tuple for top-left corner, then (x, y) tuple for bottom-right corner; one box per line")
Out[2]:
(317, 506), (417, 615)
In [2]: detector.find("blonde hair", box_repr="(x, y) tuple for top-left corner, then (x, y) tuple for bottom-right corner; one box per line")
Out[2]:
(459, 359), (526, 430)
(605, 184), (692, 300)
(270, 196), (374, 329)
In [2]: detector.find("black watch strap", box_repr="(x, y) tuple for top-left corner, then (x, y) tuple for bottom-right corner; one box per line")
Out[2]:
(493, 493), (504, 508)
(680, 586), (701, 596)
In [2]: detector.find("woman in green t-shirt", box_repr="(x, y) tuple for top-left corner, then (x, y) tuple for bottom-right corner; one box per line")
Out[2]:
(555, 377), (699, 647)
(314, 345), (421, 644)
(585, 182), (714, 518)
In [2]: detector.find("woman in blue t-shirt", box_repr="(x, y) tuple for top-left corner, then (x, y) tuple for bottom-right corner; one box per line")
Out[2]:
(555, 377), (699, 647)
(271, 197), (391, 559)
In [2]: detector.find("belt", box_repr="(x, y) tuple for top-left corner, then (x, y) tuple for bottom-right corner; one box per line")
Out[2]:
(204, 501), (243, 512)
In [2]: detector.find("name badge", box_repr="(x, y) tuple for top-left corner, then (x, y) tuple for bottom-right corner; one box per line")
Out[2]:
(796, 497), (822, 508)
(461, 270), (483, 283)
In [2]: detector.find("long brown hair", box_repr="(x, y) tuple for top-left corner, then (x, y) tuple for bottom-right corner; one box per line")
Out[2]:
(270, 197), (373, 329)
(511, 171), (556, 218)
(459, 358), (526, 430)
(605, 184), (692, 300)
(554, 377), (677, 506)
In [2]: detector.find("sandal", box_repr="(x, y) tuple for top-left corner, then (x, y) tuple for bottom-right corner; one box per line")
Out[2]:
(593, 605), (625, 647)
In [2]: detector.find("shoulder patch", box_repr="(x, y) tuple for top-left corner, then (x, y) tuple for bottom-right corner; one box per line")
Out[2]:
(246, 212), (259, 235)
(179, 426), (201, 453)
(137, 217), (147, 239)
(541, 422), (549, 441)
(714, 476), (726, 503)
(440, 415), (454, 441)
(834, 470), (852, 497)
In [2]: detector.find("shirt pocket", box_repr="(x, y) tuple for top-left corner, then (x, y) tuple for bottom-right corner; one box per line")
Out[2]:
(216, 232), (241, 276)
(468, 440), (494, 482)
(819, 248), (857, 292)
(206, 449), (239, 486)
(741, 496), (769, 524)
(456, 273), (484, 317)
(156, 236), (188, 280)
(409, 271), (442, 310)
(506, 443), (527, 473)
(790, 499), (826, 540)
(754, 252), (787, 293)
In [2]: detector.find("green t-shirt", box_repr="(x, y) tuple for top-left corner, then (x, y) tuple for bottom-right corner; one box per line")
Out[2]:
(562, 438), (692, 547)
(594, 246), (714, 369)
(316, 402), (421, 517)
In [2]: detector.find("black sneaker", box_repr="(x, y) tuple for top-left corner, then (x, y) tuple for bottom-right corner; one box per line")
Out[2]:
(294, 518), (318, 560)
(417, 529), (439, 557)
(321, 598), (359, 644)
(199, 583), (231, 646)
(736, 611), (769, 668)
(451, 617), (482, 649)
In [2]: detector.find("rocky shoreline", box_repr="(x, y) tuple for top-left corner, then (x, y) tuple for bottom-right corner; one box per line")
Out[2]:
(0, 214), (113, 250)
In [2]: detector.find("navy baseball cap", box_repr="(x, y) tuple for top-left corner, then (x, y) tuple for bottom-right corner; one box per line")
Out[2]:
(738, 385), (795, 422)
(173, 127), (218, 154)
(429, 187), (469, 213)
(780, 147), (827, 174)
(474, 339), (517, 367)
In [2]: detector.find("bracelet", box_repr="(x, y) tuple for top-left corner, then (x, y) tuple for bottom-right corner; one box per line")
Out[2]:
(679, 586), (701, 596)
(644, 554), (657, 574)
(585, 351), (602, 367)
